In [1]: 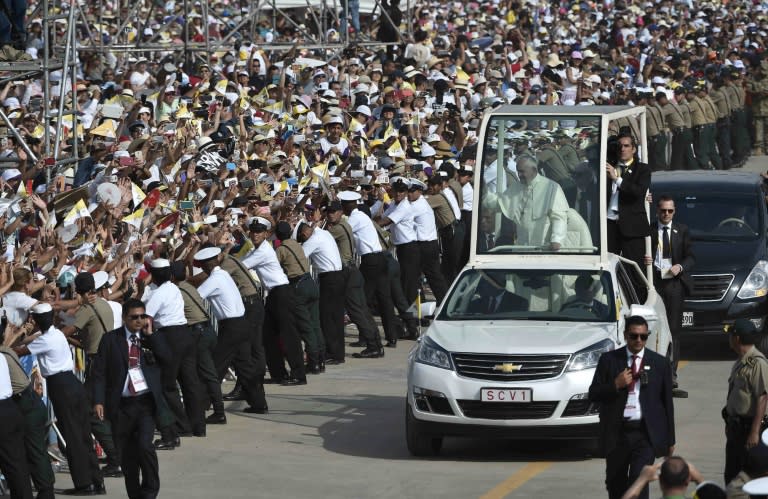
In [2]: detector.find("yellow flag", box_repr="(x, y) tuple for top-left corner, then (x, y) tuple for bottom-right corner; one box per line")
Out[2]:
(89, 119), (117, 138)
(360, 137), (366, 160)
(311, 163), (330, 181)
(64, 199), (90, 225)
(298, 173), (312, 192)
(383, 122), (397, 140)
(263, 101), (283, 115)
(254, 86), (269, 105)
(187, 221), (203, 234)
(215, 79), (229, 94)
(16, 181), (26, 198)
(387, 139), (405, 158)
(122, 208), (145, 229)
(299, 152), (308, 175)
(95, 241), (104, 256)
(131, 183), (146, 207)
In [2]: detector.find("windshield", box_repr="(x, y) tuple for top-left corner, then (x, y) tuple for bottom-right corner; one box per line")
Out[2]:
(438, 269), (615, 322)
(477, 115), (602, 256)
(660, 193), (762, 241)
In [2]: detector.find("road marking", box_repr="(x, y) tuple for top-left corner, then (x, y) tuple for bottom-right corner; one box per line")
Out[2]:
(479, 462), (552, 499)
(678, 360), (689, 370)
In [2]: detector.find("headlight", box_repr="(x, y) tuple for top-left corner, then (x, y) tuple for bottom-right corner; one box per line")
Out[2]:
(738, 260), (768, 300)
(416, 337), (453, 370)
(567, 339), (615, 372)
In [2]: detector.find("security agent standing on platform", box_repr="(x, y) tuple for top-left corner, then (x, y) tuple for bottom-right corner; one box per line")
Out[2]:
(1, 332), (55, 498)
(0, 346), (33, 499)
(144, 259), (205, 450)
(16, 303), (105, 496)
(275, 221), (324, 374)
(296, 221), (346, 370)
(170, 262), (222, 424)
(723, 319), (768, 484)
(339, 190), (388, 358)
(242, 218), (307, 385)
(324, 201), (383, 363)
(194, 247), (268, 414)
(91, 299), (172, 499)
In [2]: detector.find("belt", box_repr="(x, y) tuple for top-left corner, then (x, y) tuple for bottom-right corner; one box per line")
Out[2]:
(318, 269), (343, 276)
(622, 419), (645, 430)
(189, 321), (209, 331)
(289, 273), (311, 285)
(361, 251), (384, 257)
(649, 134), (662, 142)
(672, 126), (685, 134)
(693, 124), (705, 130)
(12, 383), (33, 401)
(242, 294), (261, 305)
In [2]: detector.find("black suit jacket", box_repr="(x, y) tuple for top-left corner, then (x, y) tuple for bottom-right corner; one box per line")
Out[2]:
(650, 222), (695, 295)
(468, 291), (529, 314)
(91, 328), (171, 423)
(588, 347), (675, 458)
(613, 161), (651, 238)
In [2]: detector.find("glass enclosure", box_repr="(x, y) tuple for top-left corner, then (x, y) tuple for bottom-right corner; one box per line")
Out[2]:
(438, 269), (615, 322)
(477, 115), (602, 255)
(658, 192), (763, 241)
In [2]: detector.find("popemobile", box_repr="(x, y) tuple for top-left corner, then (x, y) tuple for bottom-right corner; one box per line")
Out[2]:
(405, 106), (673, 456)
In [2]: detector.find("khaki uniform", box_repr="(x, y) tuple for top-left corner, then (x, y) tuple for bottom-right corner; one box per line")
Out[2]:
(557, 143), (581, 169)
(711, 87), (733, 168)
(726, 471), (752, 499)
(646, 104), (668, 171)
(662, 101), (693, 170)
(749, 76), (768, 153)
(690, 94), (722, 169)
(448, 179), (463, 211)
(276, 239), (310, 279)
(328, 219), (356, 265)
(73, 298), (115, 355)
(177, 280), (208, 325)
(221, 253), (261, 298)
(608, 116), (642, 142)
(428, 192), (456, 230)
(728, 81), (749, 164)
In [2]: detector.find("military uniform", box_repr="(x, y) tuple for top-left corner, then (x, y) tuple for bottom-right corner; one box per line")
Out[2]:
(724, 345), (768, 483)
(711, 85), (733, 169)
(660, 100), (689, 170)
(536, 143), (573, 185)
(0, 347), (54, 498)
(727, 78), (749, 165)
(608, 116), (642, 144)
(646, 103), (668, 171)
(748, 73), (768, 155)
(675, 95), (698, 170)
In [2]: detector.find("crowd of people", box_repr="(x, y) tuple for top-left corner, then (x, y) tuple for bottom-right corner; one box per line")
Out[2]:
(0, 0), (767, 496)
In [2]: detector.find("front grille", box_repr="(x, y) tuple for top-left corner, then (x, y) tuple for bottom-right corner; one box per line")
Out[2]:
(457, 400), (558, 419)
(452, 353), (571, 381)
(687, 274), (734, 302)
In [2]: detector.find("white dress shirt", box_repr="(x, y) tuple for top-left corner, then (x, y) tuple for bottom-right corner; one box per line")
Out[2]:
(122, 327), (150, 397)
(144, 281), (187, 328)
(301, 228), (343, 273)
(623, 347), (645, 421)
(384, 199), (417, 245)
(241, 240), (290, 291)
(607, 161), (630, 221)
(411, 196), (439, 242)
(1, 291), (38, 327)
(347, 209), (383, 255)
(462, 182), (473, 211)
(197, 267), (246, 320)
(27, 327), (74, 377)
(0, 354), (12, 399)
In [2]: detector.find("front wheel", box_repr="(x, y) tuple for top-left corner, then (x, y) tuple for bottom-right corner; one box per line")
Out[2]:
(405, 402), (443, 457)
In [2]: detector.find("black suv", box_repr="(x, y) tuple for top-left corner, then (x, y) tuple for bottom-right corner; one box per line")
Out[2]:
(651, 171), (768, 349)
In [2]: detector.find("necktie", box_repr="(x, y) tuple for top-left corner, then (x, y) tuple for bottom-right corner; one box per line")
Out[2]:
(662, 226), (671, 259)
(128, 334), (140, 394)
(630, 354), (640, 391)
(487, 233), (495, 250)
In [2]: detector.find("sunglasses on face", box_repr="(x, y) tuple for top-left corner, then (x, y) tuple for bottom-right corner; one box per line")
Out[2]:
(127, 314), (149, 320)
(659, 209), (675, 214)
(628, 333), (649, 341)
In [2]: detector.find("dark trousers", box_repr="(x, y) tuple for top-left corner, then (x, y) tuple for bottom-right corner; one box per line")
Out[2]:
(717, 120), (733, 169)
(114, 395), (159, 499)
(460, 210), (472, 268)
(656, 276), (684, 379)
(360, 252), (397, 344)
(397, 242), (422, 306)
(85, 358), (120, 468)
(292, 275), (323, 360)
(439, 223), (464, 285)
(418, 240), (449, 304)
(47, 372), (102, 488)
(15, 385), (55, 498)
(156, 325), (204, 436)
(648, 134), (668, 171)
(214, 317), (266, 412)
(264, 284), (306, 380)
(244, 297), (267, 385)
(0, 397), (32, 499)
(605, 425), (655, 499)
(386, 254), (418, 338)
(343, 266), (381, 349)
(192, 323), (219, 411)
(319, 270), (347, 361)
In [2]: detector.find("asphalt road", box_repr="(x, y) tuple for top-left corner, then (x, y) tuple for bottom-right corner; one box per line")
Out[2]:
(29, 158), (768, 498)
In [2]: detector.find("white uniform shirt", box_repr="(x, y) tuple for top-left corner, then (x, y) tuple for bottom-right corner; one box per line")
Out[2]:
(462, 182), (473, 211)
(108, 300), (123, 329)
(144, 281), (187, 328)
(384, 199), (417, 245)
(27, 326), (74, 377)
(347, 209), (383, 255)
(0, 354), (12, 399)
(442, 186), (462, 220)
(410, 196), (439, 242)
(241, 241), (290, 291)
(623, 347), (644, 421)
(301, 228), (343, 273)
(197, 267), (245, 320)
(2, 291), (38, 327)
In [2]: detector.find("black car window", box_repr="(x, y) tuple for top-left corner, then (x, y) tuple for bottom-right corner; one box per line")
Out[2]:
(657, 192), (762, 241)
(617, 261), (640, 305)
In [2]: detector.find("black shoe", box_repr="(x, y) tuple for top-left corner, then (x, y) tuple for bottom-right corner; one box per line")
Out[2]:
(101, 465), (122, 478)
(353, 347), (385, 359)
(60, 482), (106, 495)
(242, 406), (269, 414)
(325, 358), (345, 365)
(223, 387), (245, 401)
(306, 362), (322, 375)
(205, 413), (227, 425)
(264, 377), (285, 384)
(193, 430), (206, 437)
(349, 340), (366, 348)
(153, 438), (178, 450)
(281, 377), (308, 386)
(386, 340), (397, 348)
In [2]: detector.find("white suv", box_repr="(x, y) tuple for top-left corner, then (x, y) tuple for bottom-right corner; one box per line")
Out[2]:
(405, 256), (672, 456)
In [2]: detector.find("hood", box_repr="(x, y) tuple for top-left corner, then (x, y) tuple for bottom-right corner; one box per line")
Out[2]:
(427, 320), (617, 355)
(689, 238), (764, 273)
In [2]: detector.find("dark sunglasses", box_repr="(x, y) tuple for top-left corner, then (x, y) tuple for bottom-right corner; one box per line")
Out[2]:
(659, 209), (675, 213)
(628, 333), (649, 341)
(127, 314), (149, 320)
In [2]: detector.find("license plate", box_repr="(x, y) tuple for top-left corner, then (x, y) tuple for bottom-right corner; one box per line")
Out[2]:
(682, 312), (693, 327)
(480, 388), (532, 403)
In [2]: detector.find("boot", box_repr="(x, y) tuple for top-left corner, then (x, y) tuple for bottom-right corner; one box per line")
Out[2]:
(403, 317), (420, 340)
(306, 351), (322, 375)
(318, 351), (326, 373)
(223, 381), (245, 401)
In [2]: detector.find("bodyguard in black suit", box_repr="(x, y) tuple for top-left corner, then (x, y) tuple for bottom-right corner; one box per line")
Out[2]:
(91, 299), (172, 499)
(606, 134), (651, 274)
(645, 195), (695, 387)
(589, 316), (676, 499)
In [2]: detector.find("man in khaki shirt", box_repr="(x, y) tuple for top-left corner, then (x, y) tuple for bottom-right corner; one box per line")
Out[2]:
(726, 69), (749, 166)
(672, 87), (697, 170)
(689, 85), (722, 169)
(711, 79), (733, 169)
(657, 91), (690, 171)
(641, 90), (668, 171)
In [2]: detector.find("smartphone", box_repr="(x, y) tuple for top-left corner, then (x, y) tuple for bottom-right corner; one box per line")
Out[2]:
(151, 135), (164, 143)
(44, 157), (55, 166)
(180, 172), (187, 183)
(119, 156), (135, 166)
(226, 162), (236, 171)
(180, 200), (195, 210)
(223, 178), (238, 188)
(240, 179), (255, 189)
(197, 179), (212, 187)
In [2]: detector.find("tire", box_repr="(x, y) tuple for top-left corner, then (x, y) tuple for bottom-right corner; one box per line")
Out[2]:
(405, 402), (443, 457)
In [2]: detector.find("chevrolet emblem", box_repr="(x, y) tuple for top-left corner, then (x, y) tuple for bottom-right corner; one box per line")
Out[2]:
(493, 363), (523, 373)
